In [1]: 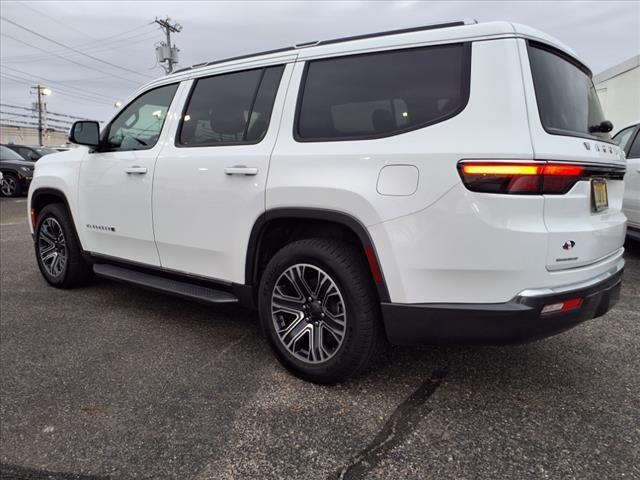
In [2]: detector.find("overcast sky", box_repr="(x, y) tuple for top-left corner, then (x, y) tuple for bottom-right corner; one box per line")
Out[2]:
(1, 0), (639, 126)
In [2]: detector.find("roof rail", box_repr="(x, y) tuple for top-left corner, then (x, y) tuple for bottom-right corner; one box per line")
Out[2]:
(172, 19), (468, 75)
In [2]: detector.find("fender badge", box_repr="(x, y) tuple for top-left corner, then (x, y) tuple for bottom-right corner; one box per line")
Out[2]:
(562, 240), (576, 250)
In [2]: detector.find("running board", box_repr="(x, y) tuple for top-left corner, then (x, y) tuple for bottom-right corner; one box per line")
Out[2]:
(93, 264), (238, 304)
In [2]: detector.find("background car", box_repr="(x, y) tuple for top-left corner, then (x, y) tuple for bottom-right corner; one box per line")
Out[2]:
(2, 144), (58, 162)
(0, 145), (35, 197)
(612, 122), (640, 240)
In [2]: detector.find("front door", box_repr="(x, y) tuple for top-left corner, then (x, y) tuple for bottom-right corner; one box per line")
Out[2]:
(78, 83), (180, 266)
(153, 61), (293, 283)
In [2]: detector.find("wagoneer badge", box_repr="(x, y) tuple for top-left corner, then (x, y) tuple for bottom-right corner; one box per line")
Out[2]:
(562, 240), (576, 250)
(583, 142), (591, 151)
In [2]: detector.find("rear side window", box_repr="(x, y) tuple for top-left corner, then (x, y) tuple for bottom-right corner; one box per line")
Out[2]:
(296, 43), (470, 141)
(178, 65), (284, 147)
(528, 42), (610, 141)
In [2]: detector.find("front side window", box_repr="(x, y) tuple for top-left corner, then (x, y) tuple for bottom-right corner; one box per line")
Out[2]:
(296, 43), (470, 141)
(104, 83), (178, 151)
(528, 43), (610, 141)
(178, 65), (284, 147)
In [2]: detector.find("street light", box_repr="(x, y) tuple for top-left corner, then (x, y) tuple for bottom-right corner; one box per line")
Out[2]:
(41, 87), (52, 96)
(114, 101), (122, 109)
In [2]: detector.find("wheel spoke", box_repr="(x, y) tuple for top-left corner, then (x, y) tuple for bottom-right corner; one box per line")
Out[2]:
(321, 319), (345, 343)
(291, 265), (314, 299)
(285, 322), (311, 350)
(272, 287), (305, 312)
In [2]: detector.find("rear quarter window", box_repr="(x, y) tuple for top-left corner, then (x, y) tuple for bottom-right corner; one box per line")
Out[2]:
(528, 42), (610, 141)
(295, 43), (471, 141)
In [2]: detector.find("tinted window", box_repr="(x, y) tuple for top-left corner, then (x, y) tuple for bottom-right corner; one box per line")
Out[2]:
(105, 84), (178, 151)
(179, 65), (284, 146)
(528, 43), (610, 141)
(296, 43), (470, 141)
(613, 126), (637, 153)
(628, 132), (640, 159)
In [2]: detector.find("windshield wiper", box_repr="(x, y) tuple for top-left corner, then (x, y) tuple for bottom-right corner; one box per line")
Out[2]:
(588, 120), (613, 133)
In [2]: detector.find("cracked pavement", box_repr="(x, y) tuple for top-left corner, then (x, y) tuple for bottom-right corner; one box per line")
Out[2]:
(1, 196), (639, 479)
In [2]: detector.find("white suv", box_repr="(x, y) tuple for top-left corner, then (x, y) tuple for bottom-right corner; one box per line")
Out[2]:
(28, 21), (627, 383)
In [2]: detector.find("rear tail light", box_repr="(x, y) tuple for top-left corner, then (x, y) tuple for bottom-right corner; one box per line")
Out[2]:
(541, 298), (583, 315)
(458, 161), (584, 195)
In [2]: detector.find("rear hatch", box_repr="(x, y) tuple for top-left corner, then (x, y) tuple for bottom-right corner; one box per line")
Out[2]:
(525, 41), (627, 271)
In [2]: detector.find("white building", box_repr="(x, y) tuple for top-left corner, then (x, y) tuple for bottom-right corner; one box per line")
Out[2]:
(594, 55), (640, 134)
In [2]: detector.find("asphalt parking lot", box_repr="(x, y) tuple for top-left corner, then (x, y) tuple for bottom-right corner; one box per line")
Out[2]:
(1, 196), (639, 480)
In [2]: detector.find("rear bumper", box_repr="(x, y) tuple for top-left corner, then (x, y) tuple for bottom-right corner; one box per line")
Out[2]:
(382, 262), (624, 345)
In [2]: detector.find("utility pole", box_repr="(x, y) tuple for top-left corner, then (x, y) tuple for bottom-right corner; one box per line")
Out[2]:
(30, 84), (51, 146)
(154, 17), (182, 74)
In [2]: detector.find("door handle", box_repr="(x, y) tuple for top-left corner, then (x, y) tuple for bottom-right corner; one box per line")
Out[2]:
(125, 166), (147, 174)
(224, 165), (258, 176)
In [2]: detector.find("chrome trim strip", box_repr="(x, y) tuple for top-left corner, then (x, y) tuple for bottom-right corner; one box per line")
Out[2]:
(518, 257), (624, 298)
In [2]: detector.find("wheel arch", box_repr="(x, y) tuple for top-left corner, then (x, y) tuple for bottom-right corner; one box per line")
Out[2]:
(246, 208), (390, 302)
(30, 188), (84, 249)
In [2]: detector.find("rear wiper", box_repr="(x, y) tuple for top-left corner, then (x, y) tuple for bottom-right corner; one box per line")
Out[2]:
(588, 120), (613, 133)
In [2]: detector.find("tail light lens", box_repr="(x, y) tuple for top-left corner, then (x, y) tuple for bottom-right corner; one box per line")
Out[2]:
(458, 161), (584, 195)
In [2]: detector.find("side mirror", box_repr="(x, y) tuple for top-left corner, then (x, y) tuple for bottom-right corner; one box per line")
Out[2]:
(69, 121), (100, 147)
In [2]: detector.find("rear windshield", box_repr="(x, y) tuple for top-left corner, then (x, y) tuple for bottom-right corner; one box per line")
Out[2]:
(528, 43), (610, 141)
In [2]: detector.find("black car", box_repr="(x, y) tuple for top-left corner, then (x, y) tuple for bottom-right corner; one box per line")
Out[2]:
(0, 145), (35, 197)
(3, 144), (58, 162)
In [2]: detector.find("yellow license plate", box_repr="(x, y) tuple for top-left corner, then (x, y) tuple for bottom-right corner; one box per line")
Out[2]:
(592, 179), (608, 212)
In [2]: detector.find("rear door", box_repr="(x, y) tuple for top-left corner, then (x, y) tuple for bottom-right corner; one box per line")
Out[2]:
(520, 40), (627, 270)
(153, 61), (293, 283)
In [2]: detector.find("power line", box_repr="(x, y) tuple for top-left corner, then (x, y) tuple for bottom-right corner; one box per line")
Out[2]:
(0, 119), (68, 133)
(0, 27), (161, 63)
(0, 16), (154, 80)
(0, 71), (115, 105)
(0, 104), (90, 121)
(0, 33), (142, 86)
(0, 111), (75, 125)
(3, 66), (116, 101)
(1, 73), (114, 106)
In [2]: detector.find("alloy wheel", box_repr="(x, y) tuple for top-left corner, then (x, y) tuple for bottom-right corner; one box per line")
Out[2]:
(0, 177), (16, 196)
(271, 263), (347, 364)
(38, 217), (67, 277)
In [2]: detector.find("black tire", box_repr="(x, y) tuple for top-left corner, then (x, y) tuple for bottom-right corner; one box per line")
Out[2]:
(1, 173), (22, 197)
(34, 203), (93, 288)
(258, 238), (386, 384)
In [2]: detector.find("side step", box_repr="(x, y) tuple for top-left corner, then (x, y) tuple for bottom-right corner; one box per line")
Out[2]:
(93, 264), (238, 304)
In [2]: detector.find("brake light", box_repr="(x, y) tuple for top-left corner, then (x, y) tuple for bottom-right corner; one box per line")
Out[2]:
(458, 162), (584, 194)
